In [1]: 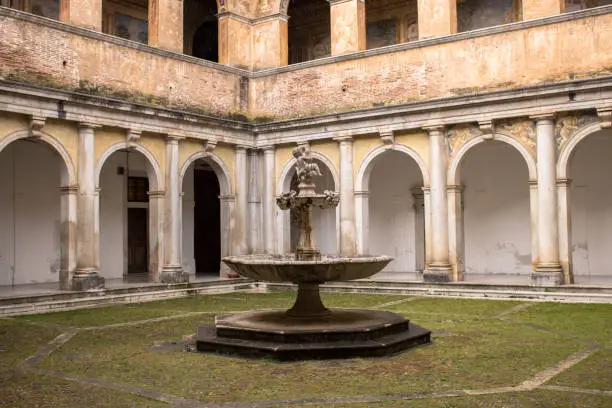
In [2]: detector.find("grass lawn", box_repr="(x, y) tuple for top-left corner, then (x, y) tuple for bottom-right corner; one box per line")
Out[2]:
(1, 292), (610, 407)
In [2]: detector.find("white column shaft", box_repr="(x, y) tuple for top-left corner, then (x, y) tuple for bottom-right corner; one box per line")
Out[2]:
(164, 137), (182, 269)
(535, 118), (561, 266)
(76, 124), (98, 273)
(263, 147), (276, 254)
(428, 128), (450, 266)
(338, 138), (356, 256)
(234, 146), (248, 255)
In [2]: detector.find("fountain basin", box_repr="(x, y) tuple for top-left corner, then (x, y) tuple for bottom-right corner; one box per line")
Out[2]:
(222, 254), (392, 283)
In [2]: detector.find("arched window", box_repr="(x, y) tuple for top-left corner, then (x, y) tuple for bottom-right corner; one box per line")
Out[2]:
(184, 0), (218, 62)
(288, 0), (331, 64)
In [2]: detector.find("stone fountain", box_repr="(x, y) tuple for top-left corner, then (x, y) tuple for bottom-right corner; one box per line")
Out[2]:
(196, 146), (430, 360)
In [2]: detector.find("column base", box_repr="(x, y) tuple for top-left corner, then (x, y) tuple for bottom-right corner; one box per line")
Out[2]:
(531, 270), (563, 287)
(159, 266), (189, 284)
(72, 272), (105, 291)
(423, 265), (452, 283)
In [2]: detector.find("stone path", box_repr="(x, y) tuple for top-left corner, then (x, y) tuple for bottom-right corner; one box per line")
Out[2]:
(3, 298), (610, 407)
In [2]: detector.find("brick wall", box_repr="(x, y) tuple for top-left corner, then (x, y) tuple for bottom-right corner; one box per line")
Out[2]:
(250, 13), (612, 119)
(0, 10), (247, 118)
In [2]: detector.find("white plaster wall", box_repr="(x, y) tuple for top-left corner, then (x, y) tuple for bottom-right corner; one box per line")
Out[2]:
(99, 151), (149, 279)
(0, 141), (61, 285)
(369, 150), (423, 272)
(569, 129), (612, 279)
(461, 141), (531, 275)
(182, 164), (196, 276)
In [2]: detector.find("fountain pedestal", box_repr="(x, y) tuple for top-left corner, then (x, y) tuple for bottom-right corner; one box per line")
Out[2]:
(195, 145), (431, 360)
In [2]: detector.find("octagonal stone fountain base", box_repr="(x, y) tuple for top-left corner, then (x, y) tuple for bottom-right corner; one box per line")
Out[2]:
(196, 308), (431, 361)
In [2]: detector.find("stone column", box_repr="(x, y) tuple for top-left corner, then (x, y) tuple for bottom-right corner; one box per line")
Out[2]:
(147, 190), (164, 281)
(220, 194), (236, 276)
(329, 0), (366, 56)
(335, 136), (356, 256)
(522, 0), (564, 21)
(59, 185), (78, 290)
(417, 0), (457, 39)
(447, 184), (464, 281)
(557, 178), (573, 284)
(248, 149), (262, 253)
(412, 188), (426, 274)
(148, 0), (183, 53)
(532, 115), (563, 286)
(252, 16), (289, 69)
(355, 190), (369, 255)
(263, 146), (277, 254)
(234, 145), (248, 256)
(73, 123), (104, 291)
(424, 125), (452, 282)
(59, 0), (102, 31)
(218, 13), (252, 68)
(423, 186), (432, 269)
(529, 180), (539, 274)
(160, 135), (187, 283)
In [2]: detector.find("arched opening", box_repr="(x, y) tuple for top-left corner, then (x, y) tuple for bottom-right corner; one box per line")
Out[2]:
(459, 141), (531, 282)
(182, 159), (222, 277)
(457, 0), (522, 32)
(564, 0), (612, 12)
(365, 0), (418, 49)
(367, 150), (425, 279)
(102, 0), (148, 44)
(1, 0), (60, 20)
(288, 0), (331, 64)
(0, 138), (66, 286)
(184, 0), (218, 61)
(99, 149), (158, 282)
(567, 128), (612, 285)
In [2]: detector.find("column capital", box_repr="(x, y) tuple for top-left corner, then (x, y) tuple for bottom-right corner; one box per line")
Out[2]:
(235, 144), (249, 153)
(423, 124), (446, 134)
(422, 186), (431, 193)
(528, 179), (538, 187)
(556, 178), (572, 187)
(446, 184), (464, 193)
(165, 133), (184, 143)
(261, 144), (276, 152)
(219, 194), (237, 202)
(333, 135), (354, 143)
(530, 113), (556, 123)
(59, 185), (80, 194)
(147, 190), (166, 198)
(78, 122), (102, 130)
(354, 190), (369, 197)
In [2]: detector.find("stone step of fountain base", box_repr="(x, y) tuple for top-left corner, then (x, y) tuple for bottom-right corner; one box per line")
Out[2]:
(195, 308), (431, 361)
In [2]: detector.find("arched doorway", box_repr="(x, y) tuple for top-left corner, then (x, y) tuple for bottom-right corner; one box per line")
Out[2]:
(277, 155), (338, 255)
(288, 0), (331, 64)
(184, 0), (218, 61)
(182, 159), (222, 277)
(356, 148), (426, 279)
(567, 128), (612, 285)
(98, 147), (160, 282)
(458, 141), (532, 282)
(0, 137), (69, 286)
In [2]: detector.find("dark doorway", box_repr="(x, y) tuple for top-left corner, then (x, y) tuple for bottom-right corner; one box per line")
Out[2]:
(127, 208), (148, 274)
(192, 21), (218, 62)
(194, 167), (221, 275)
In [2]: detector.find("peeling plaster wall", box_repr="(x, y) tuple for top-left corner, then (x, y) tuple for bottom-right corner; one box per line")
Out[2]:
(369, 150), (423, 272)
(0, 140), (62, 285)
(569, 129), (612, 280)
(461, 142), (531, 275)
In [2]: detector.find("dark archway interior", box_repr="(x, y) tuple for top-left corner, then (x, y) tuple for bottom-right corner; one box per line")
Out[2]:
(193, 163), (221, 275)
(184, 0), (218, 62)
(288, 0), (331, 64)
